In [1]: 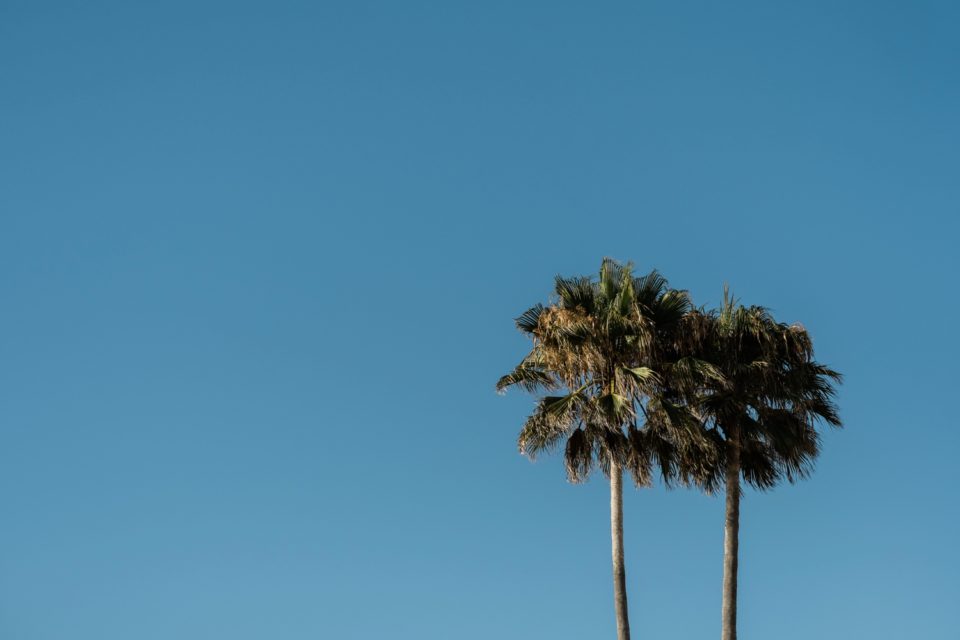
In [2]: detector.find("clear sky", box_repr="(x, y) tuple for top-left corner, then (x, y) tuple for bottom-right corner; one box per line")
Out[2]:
(2, 1), (958, 638)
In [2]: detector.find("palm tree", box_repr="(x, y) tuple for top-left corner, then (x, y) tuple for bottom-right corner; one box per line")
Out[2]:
(496, 259), (695, 640)
(679, 289), (842, 640)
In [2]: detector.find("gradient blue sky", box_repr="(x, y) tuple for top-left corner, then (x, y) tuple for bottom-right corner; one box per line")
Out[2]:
(2, 1), (958, 638)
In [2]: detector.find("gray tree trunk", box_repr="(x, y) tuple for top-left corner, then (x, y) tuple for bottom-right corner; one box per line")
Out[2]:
(721, 433), (741, 640)
(610, 459), (631, 640)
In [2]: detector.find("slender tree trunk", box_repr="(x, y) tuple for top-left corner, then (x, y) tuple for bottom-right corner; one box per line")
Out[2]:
(721, 431), (741, 640)
(610, 458), (631, 640)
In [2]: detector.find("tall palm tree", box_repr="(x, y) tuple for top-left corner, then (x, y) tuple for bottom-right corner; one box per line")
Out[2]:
(496, 259), (694, 640)
(679, 289), (842, 640)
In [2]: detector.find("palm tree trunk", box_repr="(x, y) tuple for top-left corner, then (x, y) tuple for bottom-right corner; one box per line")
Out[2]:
(721, 432), (741, 640)
(610, 458), (631, 640)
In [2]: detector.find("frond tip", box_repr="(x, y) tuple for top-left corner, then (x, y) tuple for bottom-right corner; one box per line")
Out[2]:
(496, 356), (557, 394)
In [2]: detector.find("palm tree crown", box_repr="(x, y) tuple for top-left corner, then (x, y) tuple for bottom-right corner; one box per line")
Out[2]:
(497, 258), (694, 484)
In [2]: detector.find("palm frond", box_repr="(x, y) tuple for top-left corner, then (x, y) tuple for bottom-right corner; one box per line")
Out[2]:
(496, 353), (558, 394)
(517, 396), (578, 458)
(633, 269), (668, 307)
(515, 304), (544, 335)
(555, 275), (596, 312)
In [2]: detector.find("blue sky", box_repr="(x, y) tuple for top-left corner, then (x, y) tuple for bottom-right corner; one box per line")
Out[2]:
(1, 1), (958, 638)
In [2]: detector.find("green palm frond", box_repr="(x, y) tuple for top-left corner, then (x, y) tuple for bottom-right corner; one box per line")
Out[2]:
(555, 275), (596, 312)
(614, 272), (636, 317)
(619, 366), (662, 398)
(515, 303), (544, 335)
(599, 258), (630, 303)
(496, 353), (557, 394)
(632, 269), (668, 307)
(666, 356), (727, 391)
(649, 289), (692, 327)
(596, 392), (634, 427)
